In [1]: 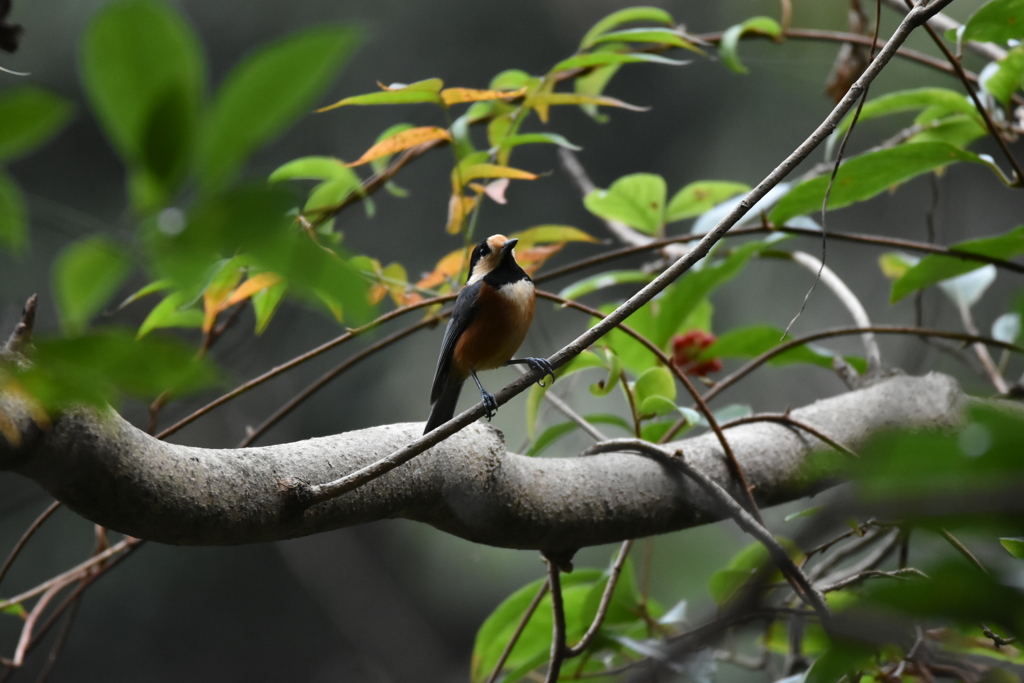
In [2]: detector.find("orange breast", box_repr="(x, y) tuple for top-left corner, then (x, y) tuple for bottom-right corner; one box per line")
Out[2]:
(454, 282), (535, 373)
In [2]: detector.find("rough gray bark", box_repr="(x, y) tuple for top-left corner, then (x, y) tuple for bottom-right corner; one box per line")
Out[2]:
(0, 372), (965, 552)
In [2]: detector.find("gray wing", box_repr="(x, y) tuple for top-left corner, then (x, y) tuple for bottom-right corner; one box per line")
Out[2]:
(429, 282), (481, 404)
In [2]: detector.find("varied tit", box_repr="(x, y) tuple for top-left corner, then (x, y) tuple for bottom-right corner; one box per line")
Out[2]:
(424, 234), (555, 434)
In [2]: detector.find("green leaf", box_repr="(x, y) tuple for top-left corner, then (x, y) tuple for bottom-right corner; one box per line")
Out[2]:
(146, 185), (370, 323)
(579, 7), (675, 50)
(805, 640), (876, 683)
(962, 0), (1024, 44)
(1, 603), (26, 619)
(583, 173), (666, 234)
(199, 25), (359, 190)
(573, 48), (622, 122)
(497, 132), (582, 153)
(708, 538), (800, 604)
(118, 279), (173, 309)
(719, 17), (782, 74)
(878, 251), (919, 280)
(251, 280), (287, 334)
(651, 240), (769, 348)
(525, 350), (606, 438)
(666, 180), (750, 222)
(552, 51), (688, 73)
(317, 88), (442, 110)
(835, 88), (977, 139)
(471, 571), (604, 683)
(890, 226), (1024, 303)
(589, 347), (622, 398)
(0, 86), (74, 162)
(703, 324), (866, 372)
(770, 142), (989, 225)
(907, 114), (987, 149)
(269, 156), (355, 182)
(14, 328), (220, 410)
(527, 414), (634, 456)
(53, 236), (133, 333)
(81, 0), (204, 209)
(137, 290), (204, 337)
(590, 28), (703, 55)
(0, 171), (27, 252)
(985, 45), (1024, 106)
(634, 366), (675, 406)
(559, 270), (654, 301)
(1000, 538), (1024, 559)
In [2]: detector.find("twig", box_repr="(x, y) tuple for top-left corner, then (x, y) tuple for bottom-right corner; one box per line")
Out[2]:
(33, 596), (80, 683)
(484, 579), (550, 683)
(719, 413), (857, 458)
(806, 526), (884, 579)
(779, 250), (881, 373)
(0, 537), (140, 612)
(905, 0), (1023, 186)
(281, 0), (957, 507)
(939, 528), (987, 573)
(818, 567), (927, 593)
(515, 366), (607, 442)
(956, 302), (1010, 394)
(156, 294), (454, 440)
(813, 529), (901, 588)
(581, 439), (830, 624)
(543, 555), (567, 683)
(0, 501), (61, 589)
(538, 291), (762, 523)
(239, 318), (438, 447)
(559, 150), (653, 248)
(880, 0), (1006, 62)
(11, 578), (71, 666)
(566, 540), (634, 657)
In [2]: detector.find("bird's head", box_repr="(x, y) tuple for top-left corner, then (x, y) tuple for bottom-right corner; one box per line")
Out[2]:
(467, 234), (520, 284)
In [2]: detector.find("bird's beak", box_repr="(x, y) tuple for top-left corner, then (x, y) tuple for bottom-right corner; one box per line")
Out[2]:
(502, 238), (519, 253)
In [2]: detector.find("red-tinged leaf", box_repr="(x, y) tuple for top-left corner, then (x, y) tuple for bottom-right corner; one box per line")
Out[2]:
(224, 272), (284, 307)
(527, 91), (648, 123)
(346, 126), (450, 167)
(440, 86), (526, 106)
(482, 178), (510, 204)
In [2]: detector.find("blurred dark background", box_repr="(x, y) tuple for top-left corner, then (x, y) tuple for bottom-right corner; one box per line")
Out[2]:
(1, 0), (1021, 680)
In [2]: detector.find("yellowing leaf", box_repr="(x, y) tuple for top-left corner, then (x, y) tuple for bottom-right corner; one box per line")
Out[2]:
(224, 272), (284, 307)
(527, 92), (648, 123)
(440, 86), (527, 106)
(417, 248), (470, 289)
(447, 194), (477, 234)
(510, 225), (600, 248)
(458, 164), (537, 184)
(516, 243), (564, 276)
(346, 126), (451, 167)
(202, 268), (244, 333)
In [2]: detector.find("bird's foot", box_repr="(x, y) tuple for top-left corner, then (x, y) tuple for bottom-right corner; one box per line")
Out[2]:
(522, 357), (555, 387)
(481, 391), (498, 420)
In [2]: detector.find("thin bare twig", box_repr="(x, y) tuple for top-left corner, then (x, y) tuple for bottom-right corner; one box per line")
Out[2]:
(903, 0), (1023, 186)
(566, 540), (634, 657)
(818, 567), (927, 593)
(939, 528), (988, 573)
(0, 501), (61, 589)
(581, 439), (830, 623)
(156, 294), (453, 440)
(239, 318), (438, 447)
(543, 555), (567, 683)
(773, 250), (881, 372)
(281, 0), (958, 507)
(537, 291), (762, 524)
(719, 413), (857, 458)
(957, 303), (1010, 394)
(484, 580), (550, 683)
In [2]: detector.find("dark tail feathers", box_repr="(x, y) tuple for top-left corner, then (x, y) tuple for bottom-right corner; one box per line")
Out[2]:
(424, 379), (463, 434)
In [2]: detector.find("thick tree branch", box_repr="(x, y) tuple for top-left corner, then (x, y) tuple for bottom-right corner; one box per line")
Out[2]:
(1, 373), (963, 550)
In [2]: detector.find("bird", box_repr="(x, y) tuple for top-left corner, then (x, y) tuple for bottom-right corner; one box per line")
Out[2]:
(424, 234), (554, 434)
